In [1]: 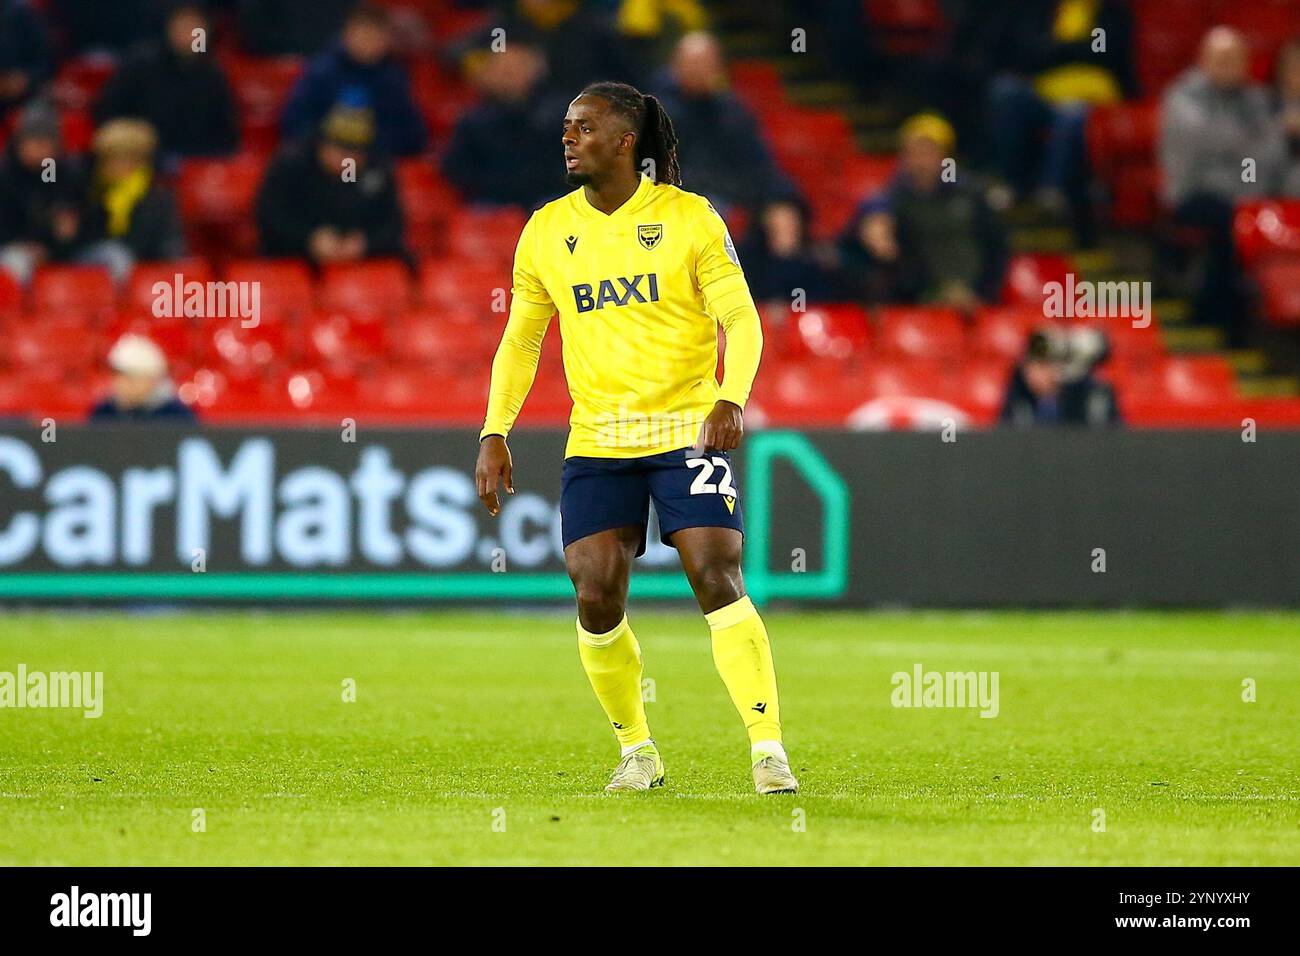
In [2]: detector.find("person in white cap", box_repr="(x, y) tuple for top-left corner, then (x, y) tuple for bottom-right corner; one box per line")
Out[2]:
(89, 333), (196, 422)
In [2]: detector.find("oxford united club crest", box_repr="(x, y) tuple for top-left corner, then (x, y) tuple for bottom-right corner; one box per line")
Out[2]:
(638, 223), (663, 249)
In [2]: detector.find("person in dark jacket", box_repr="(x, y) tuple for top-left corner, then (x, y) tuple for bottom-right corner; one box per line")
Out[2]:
(94, 3), (240, 161)
(736, 197), (836, 306)
(90, 334), (197, 423)
(0, 0), (53, 119)
(237, 0), (355, 57)
(840, 113), (1007, 307)
(1000, 327), (1120, 427)
(79, 118), (187, 282)
(984, 0), (1137, 239)
(650, 31), (795, 214)
(50, 0), (163, 56)
(280, 3), (428, 157)
(0, 100), (91, 284)
(257, 104), (407, 264)
(441, 44), (564, 210)
(457, 0), (637, 101)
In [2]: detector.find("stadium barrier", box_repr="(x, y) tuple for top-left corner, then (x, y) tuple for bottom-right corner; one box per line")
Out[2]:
(0, 427), (1295, 607)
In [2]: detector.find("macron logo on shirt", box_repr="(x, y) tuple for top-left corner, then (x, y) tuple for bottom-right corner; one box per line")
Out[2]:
(573, 274), (660, 313)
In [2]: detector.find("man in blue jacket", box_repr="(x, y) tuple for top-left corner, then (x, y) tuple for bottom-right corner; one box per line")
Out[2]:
(280, 3), (429, 157)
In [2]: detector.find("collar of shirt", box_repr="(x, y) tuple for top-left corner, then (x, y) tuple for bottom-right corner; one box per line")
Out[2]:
(574, 172), (655, 221)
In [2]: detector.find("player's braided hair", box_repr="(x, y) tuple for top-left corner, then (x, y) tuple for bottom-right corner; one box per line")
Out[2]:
(580, 81), (682, 186)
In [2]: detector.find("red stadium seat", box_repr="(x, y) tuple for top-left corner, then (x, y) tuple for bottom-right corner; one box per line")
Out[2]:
(1001, 253), (1073, 308)
(318, 260), (413, 316)
(971, 306), (1041, 359)
(397, 161), (459, 254)
(304, 311), (390, 368)
(103, 313), (194, 366)
(268, 367), (362, 416)
(729, 60), (786, 115)
(1233, 200), (1300, 267)
(1133, 0), (1209, 95)
(391, 309), (499, 371)
(447, 208), (527, 264)
(224, 259), (314, 321)
(176, 153), (266, 259)
(0, 269), (21, 316)
(121, 260), (216, 313)
(225, 55), (304, 153)
(31, 265), (115, 321)
(877, 306), (965, 360)
(751, 358), (870, 424)
(1253, 257), (1300, 328)
(862, 358), (958, 403)
(1098, 318), (1165, 361)
(51, 57), (116, 111)
(780, 303), (872, 360)
(867, 0), (947, 55)
(419, 257), (510, 311)
(1087, 102), (1158, 177)
(4, 317), (101, 376)
(1116, 354), (1236, 405)
(959, 358), (1013, 418)
(198, 316), (299, 378)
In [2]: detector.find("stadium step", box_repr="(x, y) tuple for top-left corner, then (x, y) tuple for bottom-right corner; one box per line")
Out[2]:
(1071, 248), (1117, 275)
(1151, 298), (1191, 324)
(719, 30), (773, 58)
(1225, 350), (1270, 375)
(1237, 375), (1300, 397)
(1162, 325), (1224, 352)
(1009, 227), (1075, 253)
(786, 81), (861, 107)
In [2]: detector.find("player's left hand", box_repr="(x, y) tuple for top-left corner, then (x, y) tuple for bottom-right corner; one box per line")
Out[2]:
(694, 400), (743, 453)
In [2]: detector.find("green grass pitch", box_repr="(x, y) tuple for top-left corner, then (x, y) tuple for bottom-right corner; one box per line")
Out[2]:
(1, 609), (1297, 866)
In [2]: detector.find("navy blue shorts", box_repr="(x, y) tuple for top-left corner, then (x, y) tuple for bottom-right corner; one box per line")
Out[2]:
(560, 448), (744, 556)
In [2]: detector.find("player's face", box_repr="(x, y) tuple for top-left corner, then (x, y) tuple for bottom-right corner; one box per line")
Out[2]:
(562, 96), (631, 187)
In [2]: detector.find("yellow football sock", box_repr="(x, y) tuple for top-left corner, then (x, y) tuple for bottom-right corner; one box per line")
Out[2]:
(706, 596), (782, 745)
(577, 615), (650, 749)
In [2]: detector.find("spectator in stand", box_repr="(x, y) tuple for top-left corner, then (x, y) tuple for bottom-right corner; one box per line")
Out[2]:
(79, 118), (187, 282)
(0, 0), (53, 119)
(650, 31), (796, 214)
(615, 0), (708, 86)
(460, 1), (636, 100)
(736, 197), (836, 307)
(94, 3), (240, 162)
(237, 0), (356, 56)
(441, 44), (564, 210)
(1160, 27), (1285, 346)
(983, 0), (1136, 241)
(257, 104), (407, 265)
(839, 113), (1007, 308)
(0, 100), (90, 285)
(280, 3), (429, 157)
(51, 0), (164, 55)
(1000, 327), (1120, 427)
(90, 333), (197, 423)
(1272, 38), (1300, 195)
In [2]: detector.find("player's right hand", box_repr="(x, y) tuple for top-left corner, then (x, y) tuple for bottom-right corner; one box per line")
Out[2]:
(475, 435), (514, 517)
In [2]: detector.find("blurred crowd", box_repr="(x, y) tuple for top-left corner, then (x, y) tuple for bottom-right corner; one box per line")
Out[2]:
(1, 1), (1298, 424)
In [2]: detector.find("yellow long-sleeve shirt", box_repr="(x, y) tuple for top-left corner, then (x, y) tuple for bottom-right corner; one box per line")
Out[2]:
(480, 173), (763, 458)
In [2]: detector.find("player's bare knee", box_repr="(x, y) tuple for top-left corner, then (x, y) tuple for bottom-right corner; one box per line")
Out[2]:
(690, 564), (745, 615)
(573, 576), (627, 633)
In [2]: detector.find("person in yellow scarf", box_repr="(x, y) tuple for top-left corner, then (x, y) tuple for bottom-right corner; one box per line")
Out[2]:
(79, 118), (186, 282)
(984, 0), (1136, 246)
